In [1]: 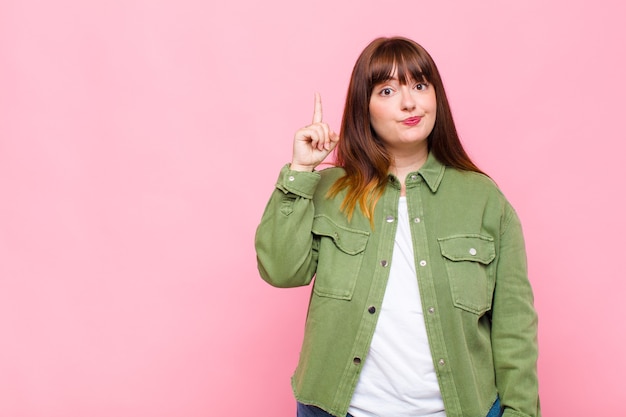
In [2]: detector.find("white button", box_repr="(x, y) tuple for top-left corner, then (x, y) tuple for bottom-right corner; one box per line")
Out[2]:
(428, 307), (435, 314)
(381, 260), (388, 267)
(469, 248), (477, 256)
(386, 215), (394, 223)
(438, 359), (445, 366)
(288, 175), (295, 181)
(410, 174), (418, 180)
(414, 217), (421, 223)
(419, 260), (427, 267)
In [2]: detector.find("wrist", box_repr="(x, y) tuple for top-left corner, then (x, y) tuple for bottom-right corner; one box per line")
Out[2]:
(289, 163), (315, 172)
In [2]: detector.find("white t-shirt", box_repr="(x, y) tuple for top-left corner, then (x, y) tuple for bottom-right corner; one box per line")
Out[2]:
(348, 197), (446, 417)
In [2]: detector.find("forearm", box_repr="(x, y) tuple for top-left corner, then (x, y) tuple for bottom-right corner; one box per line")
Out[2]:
(255, 164), (321, 288)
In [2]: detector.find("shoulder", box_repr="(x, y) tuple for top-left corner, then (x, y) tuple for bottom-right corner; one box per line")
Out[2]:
(444, 167), (502, 194)
(309, 166), (348, 211)
(441, 168), (523, 235)
(442, 167), (516, 212)
(316, 165), (346, 190)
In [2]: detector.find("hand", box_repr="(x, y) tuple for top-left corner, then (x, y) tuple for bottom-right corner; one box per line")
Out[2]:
(290, 93), (340, 172)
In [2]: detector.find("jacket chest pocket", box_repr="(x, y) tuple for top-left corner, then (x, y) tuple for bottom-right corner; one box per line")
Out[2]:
(312, 215), (369, 300)
(438, 235), (496, 315)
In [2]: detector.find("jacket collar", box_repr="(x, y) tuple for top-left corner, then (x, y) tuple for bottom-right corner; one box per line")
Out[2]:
(417, 152), (446, 193)
(387, 152), (446, 193)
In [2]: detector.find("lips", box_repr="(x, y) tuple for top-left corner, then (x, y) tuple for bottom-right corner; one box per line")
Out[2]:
(403, 116), (422, 126)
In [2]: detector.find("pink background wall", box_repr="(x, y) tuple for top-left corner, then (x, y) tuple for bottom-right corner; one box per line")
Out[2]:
(1, 0), (625, 415)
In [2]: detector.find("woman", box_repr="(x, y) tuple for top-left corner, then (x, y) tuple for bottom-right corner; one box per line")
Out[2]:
(255, 37), (540, 417)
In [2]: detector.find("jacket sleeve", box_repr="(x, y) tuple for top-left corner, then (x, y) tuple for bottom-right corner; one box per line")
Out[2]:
(255, 164), (321, 288)
(491, 206), (541, 417)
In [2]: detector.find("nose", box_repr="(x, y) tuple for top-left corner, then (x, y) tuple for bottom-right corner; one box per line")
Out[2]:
(400, 87), (416, 111)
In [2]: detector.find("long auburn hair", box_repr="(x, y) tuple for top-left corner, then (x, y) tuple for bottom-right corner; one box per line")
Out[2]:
(328, 36), (485, 221)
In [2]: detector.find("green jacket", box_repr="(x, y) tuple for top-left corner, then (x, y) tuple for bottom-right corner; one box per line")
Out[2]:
(255, 154), (540, 417)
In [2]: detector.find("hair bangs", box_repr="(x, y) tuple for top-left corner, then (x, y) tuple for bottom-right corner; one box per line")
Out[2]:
(369, 41), (432, 88)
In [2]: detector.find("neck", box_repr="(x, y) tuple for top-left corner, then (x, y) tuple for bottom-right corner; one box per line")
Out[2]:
(389, 146), (428, 196)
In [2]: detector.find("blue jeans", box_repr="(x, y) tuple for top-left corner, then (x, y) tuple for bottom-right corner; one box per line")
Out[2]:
(296, 403), (353, 417)
(297, 397), (502, 417)
(487, 397), (503, 417)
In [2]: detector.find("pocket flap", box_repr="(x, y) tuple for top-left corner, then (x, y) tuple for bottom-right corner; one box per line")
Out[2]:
(312, 215), (369, 255)
(438, 235), (495, 264)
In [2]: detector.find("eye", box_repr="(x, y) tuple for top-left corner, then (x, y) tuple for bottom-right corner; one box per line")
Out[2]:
(415, 82), (429, 91)
(380, 87), (394, 96)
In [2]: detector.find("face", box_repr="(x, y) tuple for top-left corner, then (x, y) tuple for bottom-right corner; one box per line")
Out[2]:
(369, 72), (437, 154)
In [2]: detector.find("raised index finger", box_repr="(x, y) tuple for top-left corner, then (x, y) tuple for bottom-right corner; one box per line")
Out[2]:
(312, 92), (323, 124)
